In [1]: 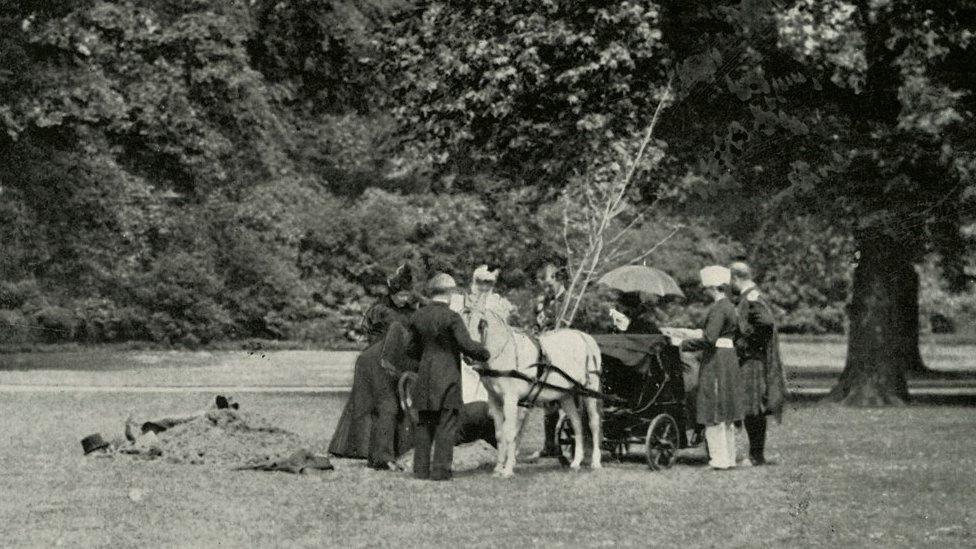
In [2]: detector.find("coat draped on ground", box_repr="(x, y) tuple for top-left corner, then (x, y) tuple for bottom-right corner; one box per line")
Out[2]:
(681, 298), (745, 426)
(735, 287), (786, 421)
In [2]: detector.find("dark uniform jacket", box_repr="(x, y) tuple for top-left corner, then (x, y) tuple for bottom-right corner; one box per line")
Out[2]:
(681, 298), (745, 425)
(735, 285), (786, 420)
(406, 301), (490, 411)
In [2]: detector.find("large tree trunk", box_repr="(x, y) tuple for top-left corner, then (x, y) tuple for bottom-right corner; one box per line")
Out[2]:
(827, 236), (925, 406)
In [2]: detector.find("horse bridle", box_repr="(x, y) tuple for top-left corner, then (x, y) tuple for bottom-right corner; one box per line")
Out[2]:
(464, 307), (520, 372)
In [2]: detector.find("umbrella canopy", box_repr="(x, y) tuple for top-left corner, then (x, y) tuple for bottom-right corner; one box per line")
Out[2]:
(597, 265), (685, 299)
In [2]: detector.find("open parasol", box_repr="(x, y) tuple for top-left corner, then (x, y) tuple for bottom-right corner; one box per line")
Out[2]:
(597, 265), (684, 299)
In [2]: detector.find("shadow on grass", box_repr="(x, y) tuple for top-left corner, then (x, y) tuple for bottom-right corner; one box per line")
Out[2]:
(788, 392), (976, 407)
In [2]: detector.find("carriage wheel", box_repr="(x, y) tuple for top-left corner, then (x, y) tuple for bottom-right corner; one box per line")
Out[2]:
(645, 414), (679, 470)
(555, 413), (575, 467)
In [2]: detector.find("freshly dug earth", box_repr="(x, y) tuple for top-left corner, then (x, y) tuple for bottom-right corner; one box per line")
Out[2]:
(116, 408), (304, 467)
(3, 392), (975, 547)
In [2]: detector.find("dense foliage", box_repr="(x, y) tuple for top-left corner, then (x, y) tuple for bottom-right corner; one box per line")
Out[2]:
(2, 0), (975, 349)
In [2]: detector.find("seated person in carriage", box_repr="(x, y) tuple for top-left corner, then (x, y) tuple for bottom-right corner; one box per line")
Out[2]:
(608, 291), (663, 335)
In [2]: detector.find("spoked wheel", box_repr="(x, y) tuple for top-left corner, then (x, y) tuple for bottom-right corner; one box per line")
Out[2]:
(645, 414), (679, 470)
(555, 413), (575, 467)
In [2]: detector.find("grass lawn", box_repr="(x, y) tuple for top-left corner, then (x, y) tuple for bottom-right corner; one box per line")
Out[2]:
(3, 340), (975, 390)
(2, 392), (973, 548)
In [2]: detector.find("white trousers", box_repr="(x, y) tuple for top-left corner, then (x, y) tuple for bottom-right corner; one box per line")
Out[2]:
(704, 422), (737, 469)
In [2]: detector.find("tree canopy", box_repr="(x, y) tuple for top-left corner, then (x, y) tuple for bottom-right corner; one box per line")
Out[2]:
(3, 0), (976, 407)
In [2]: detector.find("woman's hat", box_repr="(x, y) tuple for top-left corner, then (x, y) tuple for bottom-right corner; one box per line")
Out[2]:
(699, 266), (731, 287)
(387, 264), (413, 293)
(472, 264), (499, 282)
(81, 433), (110, 455)
(427, 273), (458, 295)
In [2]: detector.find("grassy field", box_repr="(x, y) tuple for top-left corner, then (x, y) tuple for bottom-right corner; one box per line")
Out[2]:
(2, 340), (974, 389)
(2, 391), (973, 548)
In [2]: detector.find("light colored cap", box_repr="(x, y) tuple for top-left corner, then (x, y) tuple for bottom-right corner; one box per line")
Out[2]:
(699, 265), (731, 287)
(473, 264), (499, 282)
(427, 273), (458, 294)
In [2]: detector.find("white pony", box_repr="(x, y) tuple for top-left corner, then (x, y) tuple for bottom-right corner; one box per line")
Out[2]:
(462, 307), (603, 477)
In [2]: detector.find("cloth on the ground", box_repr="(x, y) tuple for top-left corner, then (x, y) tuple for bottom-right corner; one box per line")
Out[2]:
(116, 407), (308, 467)
(234, 449), (334, 474)
(125, 395), (239, 441)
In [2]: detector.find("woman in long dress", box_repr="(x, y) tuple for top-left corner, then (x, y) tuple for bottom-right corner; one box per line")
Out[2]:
(680, 265), (745, 470)
(328, 266), (417, 466)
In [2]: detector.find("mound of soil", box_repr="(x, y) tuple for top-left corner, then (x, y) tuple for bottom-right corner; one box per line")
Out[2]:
(116, 409), (305, 467)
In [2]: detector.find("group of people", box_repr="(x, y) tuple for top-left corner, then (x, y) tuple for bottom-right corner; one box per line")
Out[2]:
(329, 257), (786, 478)
(328, 264), (507, 481)
(680, 261), (786, 470)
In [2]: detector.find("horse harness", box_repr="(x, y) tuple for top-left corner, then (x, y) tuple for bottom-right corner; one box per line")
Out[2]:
(472, 331), (624, 408)
(468, 307), (625, 407)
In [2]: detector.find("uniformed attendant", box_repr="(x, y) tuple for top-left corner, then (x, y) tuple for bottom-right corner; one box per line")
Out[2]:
(533, 263), (565, 333)
(730, 261), (786, 466)
(680, 266), (745, 470)
(406, 273), (491, 480)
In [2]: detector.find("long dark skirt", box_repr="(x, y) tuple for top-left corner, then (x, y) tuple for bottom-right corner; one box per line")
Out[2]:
(327, 335), (413, 458)
(328, 325), (495, 458)
(696, 347), (745, 426)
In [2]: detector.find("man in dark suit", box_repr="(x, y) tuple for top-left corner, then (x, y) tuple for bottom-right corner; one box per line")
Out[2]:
(406, 273), (491, 481)
(730, 260), (786, 466)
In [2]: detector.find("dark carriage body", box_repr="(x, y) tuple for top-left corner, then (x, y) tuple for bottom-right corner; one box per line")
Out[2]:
(595, 335), (692, 446)
(557, 334), (701, 470)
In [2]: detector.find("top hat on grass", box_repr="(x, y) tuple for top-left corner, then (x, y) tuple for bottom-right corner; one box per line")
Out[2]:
(81, 433), (110, 455)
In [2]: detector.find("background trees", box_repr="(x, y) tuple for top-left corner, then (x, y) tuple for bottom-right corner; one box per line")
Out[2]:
(2, 0), (976, 407)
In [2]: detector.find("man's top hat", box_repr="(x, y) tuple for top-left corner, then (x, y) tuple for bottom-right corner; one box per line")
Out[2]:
(81, 433), (110, 455)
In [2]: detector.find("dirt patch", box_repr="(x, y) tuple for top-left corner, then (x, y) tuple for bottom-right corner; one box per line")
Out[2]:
(114, 408), (306, 468)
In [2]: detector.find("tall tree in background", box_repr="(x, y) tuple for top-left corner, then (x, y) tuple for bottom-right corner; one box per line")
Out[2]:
(659, 0), (976, 405)
(388, 0), (976, 405)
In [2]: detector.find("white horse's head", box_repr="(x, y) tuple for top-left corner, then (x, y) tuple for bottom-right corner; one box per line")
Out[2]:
(460, 305), (518, 371)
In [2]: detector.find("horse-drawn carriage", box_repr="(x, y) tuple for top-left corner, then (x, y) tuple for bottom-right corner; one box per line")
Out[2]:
(555, 334), (702, 470)
(391, 302), (703, 476)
